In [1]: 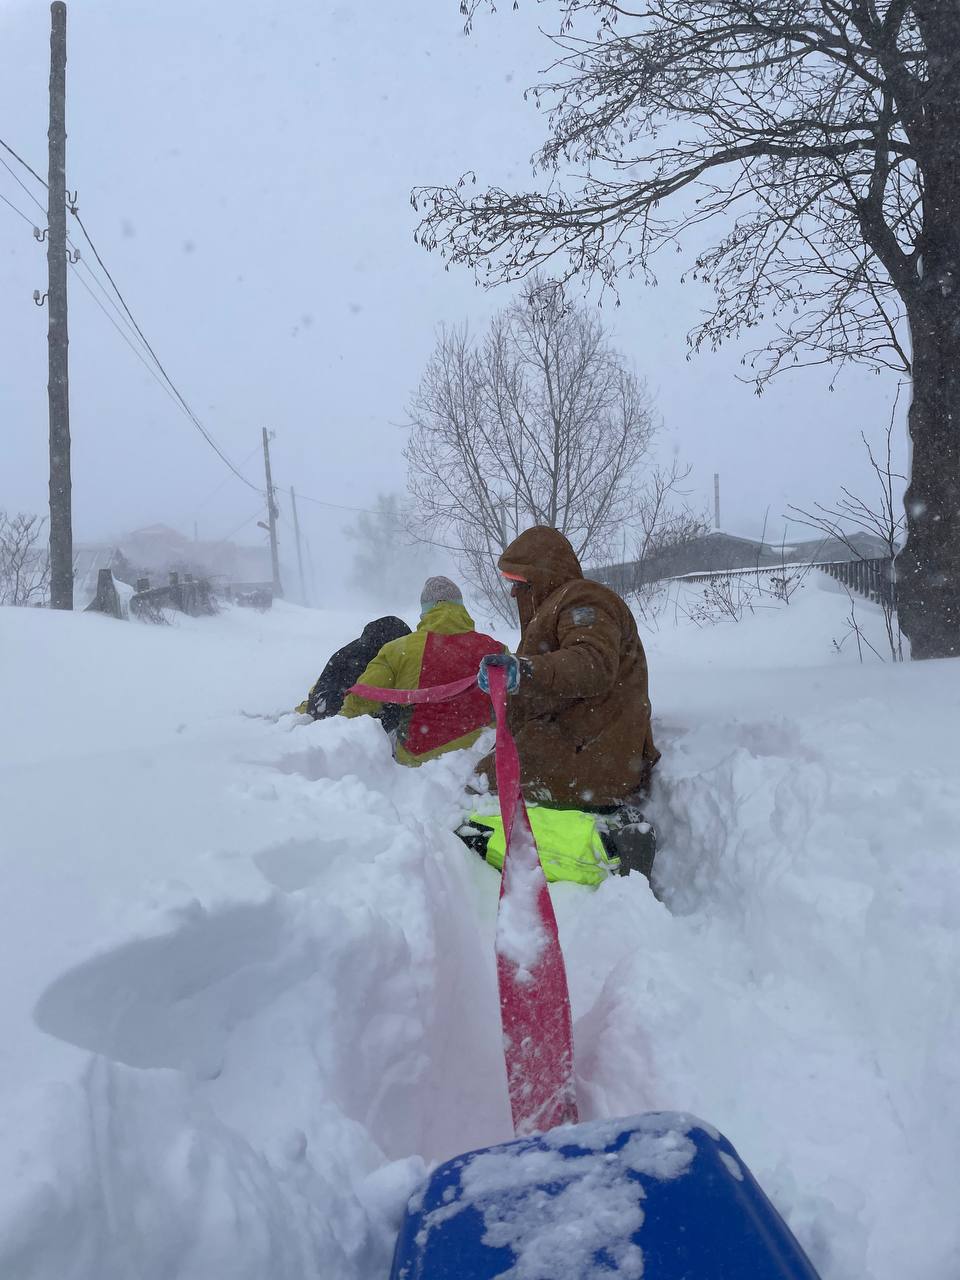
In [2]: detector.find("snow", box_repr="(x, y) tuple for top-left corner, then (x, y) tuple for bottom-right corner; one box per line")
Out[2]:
(2, 573), (960, 1278)
(495, 821), (548, 983)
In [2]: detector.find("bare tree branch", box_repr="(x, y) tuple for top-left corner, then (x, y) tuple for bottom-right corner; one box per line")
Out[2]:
(0, 512), (50, 607)
(405, 278), (657, 618)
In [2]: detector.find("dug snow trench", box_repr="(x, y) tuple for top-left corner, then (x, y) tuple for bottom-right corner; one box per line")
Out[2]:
(2, 585), (960, 1279)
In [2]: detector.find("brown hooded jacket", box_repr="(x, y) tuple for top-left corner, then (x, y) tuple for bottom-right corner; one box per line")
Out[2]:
(477, 526), (659, 807)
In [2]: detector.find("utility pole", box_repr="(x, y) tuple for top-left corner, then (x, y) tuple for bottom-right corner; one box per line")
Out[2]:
(714, 472), (721, 531)
(261, 427), (282, 598)
(305, 535), (317, 604)
(289, 486), (308, 606)
(47, 1), (72, 610)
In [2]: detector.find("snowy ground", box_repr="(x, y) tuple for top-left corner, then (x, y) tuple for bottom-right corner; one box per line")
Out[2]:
(1, 577), (959, 1279)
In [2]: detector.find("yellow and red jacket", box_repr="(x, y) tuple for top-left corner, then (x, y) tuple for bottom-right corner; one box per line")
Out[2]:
(340, 602), (505, 765)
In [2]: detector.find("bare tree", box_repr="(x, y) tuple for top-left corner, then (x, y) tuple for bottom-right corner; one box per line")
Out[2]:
(344, 492), (435, 605)
(0, 512), (50, 607)
(621, 462), (709, 613)
(405, 279), (656, 619)
(789, 388), (906, 659)
(417, 1), (960, 659)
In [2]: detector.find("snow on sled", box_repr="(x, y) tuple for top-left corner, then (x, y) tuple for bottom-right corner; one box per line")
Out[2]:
(390, 1111), (822, 1280)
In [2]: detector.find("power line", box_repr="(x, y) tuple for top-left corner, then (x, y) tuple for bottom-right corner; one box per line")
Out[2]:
(0, 153), (45, 218)
(294, 491), (398, 517)
(0, 131), (262, 496)
(184, 442), (265, 520)
(68, 260), (188, 406)
(0, 136), (46, 190)
(70, 208), (261, 492)
(292, 490), (463, 552)
(0, 154), (125, 347)
(0, 148), (134, 345)
(2, 134), (432, 531)
(0, 166), (423, 544)
(75, 254), (147, 347)
(209, 505), (266, 549)
(0, 187), (34, 227)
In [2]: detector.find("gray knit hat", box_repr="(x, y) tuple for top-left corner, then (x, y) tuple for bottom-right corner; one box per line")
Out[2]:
(420, 575), (463, 613)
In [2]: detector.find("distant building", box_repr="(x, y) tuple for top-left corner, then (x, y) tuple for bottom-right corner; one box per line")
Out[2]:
(71, 526), (275, 607)
(589, 529), (895, 589)
(117, 524), (272, 585)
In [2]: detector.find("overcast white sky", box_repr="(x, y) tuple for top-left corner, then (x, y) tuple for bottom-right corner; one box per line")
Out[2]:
(0, 0), (906, 591)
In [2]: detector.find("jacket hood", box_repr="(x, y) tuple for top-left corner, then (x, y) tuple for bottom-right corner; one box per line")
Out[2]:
(499, 527), (583, 609)
(361, 616), (411, 646)
(417, 601), (477, 635)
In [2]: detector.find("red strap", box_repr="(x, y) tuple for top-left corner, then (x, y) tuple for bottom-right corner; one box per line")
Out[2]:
(348, 674), (477, 706)
(348, 665), (579, 1135)
(486, 664), (578, 1135)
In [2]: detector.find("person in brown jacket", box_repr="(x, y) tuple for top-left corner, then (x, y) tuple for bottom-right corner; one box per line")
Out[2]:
(476, 526), (660, 810)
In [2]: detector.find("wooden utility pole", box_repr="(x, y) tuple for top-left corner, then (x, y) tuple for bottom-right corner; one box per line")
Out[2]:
(305, 535), (317, 604)
(290, 486), (308, 606)
(47, 1), (72, 610)
(261, 427), (282, 598)
(713, 472), (721, 531)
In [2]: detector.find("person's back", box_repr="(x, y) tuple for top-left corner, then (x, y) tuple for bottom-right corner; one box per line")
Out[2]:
(341, 577), (505, 765)
(477, 526), (659, 807)
(299, 615), (410, 719)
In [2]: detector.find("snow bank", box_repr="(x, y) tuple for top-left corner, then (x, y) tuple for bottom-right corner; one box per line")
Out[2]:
(1, 577), (959, 1278)
(0, 602), (511, 1279)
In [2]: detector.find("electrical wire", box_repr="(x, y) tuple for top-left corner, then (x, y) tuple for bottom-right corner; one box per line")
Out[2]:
(179, 443), (266, 527)
(294, 491), (400, 517)
(0, 136), (46, 190)
(0, 153), (45, 218)
(0, 155), (128, 349)
(70, 209), (262, 492)
(2, 134), (430, 528)
(68, 260), (190, 406)
(209, 506), (267, 549)
(0, 187), (34, 227)
(0, 131), (262, 495)
(75, 254), (148, 348)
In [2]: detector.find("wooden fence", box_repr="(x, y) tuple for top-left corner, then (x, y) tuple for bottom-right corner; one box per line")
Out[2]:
(675, 557), (897, 609)
(130, 571), (217, 621)
(815, 558), (896, 609)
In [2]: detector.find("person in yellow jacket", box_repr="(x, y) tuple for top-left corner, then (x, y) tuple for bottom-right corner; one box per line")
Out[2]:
(340, 576), (506, 765)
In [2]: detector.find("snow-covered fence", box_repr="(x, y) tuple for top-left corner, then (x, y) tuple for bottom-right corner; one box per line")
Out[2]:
(224, 581), (274, 611)
(84, 568), (126, 620)
(129, 572), (217, 621)
(817, 557), (896, 610)
(676, 557), (896, 609)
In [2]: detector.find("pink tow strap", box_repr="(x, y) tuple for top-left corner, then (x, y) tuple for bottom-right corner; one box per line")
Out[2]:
(349, 668), (579, 1135)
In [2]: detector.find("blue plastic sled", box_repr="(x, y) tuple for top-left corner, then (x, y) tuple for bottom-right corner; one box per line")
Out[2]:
(391, 1112), (822, 1279)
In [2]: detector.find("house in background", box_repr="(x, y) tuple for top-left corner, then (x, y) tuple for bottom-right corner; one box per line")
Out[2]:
(116, 525), (273, 586)
(590, 529), (895, 591)
(71, 526), (275, 608)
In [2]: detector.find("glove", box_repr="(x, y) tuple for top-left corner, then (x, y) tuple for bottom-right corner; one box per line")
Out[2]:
(478, 652), (521, 695)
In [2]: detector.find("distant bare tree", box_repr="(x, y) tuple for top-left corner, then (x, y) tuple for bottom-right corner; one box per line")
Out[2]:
(418, 0), (960, 659)
(0, 512), (50, 607)
(344, 492), (434, 605)
(629, 463), (709, 611)
(406, 279), (656, 619)
(789, 389), (906, 659)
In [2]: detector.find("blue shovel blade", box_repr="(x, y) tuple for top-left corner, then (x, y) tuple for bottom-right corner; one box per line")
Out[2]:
(391, 1112), (822, 1280)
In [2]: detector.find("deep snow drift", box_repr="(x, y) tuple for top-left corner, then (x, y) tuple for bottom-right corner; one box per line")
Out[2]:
(1, 578), (958, 1279)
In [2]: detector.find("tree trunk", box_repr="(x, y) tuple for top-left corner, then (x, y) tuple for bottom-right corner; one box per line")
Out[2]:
(897, 288), (960, 657)
(895, 6), (960, 659)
